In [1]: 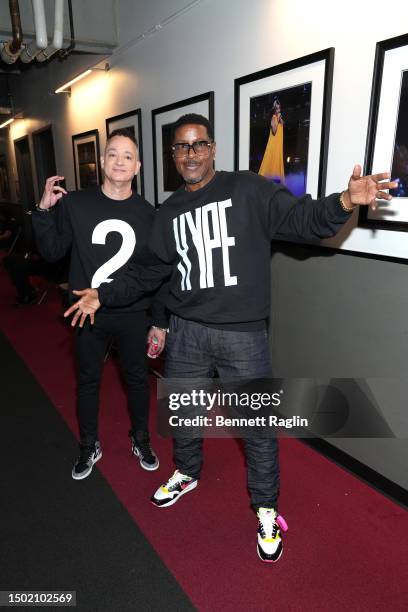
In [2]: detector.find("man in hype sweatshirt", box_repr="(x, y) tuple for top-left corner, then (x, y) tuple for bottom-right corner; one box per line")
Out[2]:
(64, 114), (398, 563)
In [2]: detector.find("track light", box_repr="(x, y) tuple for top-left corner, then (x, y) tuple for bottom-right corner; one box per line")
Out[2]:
(0, 118), (15, 129)
(55, 63), (110, 95)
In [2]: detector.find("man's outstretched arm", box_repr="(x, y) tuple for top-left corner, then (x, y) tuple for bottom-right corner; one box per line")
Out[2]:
(272, 165), (399, 240)
(64, 256), (172, 327)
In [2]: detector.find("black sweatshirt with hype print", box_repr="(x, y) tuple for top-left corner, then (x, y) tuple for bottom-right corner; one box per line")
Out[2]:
(98, 171), (352, 326)
(32, 187), (168, 325)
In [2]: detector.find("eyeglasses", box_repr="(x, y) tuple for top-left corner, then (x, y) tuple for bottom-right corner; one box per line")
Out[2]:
(171, 140), (213, 158)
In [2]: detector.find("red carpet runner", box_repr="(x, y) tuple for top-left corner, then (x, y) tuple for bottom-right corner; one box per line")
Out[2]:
(1, 267), (407, 611)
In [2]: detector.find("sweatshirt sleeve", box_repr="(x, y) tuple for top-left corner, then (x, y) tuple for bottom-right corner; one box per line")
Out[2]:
(98, 208), (174, 308)
(31, 199), (73, 262)
(150, 280), (170, 329)
(98, 249), (172, 307)
(254, 177), (353, 241)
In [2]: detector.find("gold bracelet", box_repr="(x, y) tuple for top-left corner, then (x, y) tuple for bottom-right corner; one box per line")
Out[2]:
(339, 191), (354, 213)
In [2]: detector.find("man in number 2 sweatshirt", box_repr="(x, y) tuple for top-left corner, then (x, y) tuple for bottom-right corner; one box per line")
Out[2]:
(32, 129), (168, 482)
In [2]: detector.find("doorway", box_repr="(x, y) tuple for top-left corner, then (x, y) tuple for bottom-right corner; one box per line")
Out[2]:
(14, 136), (35, 211)
(33, 126), (57, 197)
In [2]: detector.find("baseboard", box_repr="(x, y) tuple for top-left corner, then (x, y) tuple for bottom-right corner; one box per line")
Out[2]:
(302, 437), (408, 509)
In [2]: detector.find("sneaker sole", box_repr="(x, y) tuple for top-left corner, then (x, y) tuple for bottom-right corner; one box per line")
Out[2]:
(132, 447), (160, 471)
(151, 480), (198, 508)
(257, 543), (283, 563)
(72, 451), (102, 480)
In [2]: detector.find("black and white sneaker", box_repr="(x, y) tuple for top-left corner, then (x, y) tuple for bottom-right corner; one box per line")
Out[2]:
(130, 431), (159, 471)
(257, 507), (287, 563)
(72, 441), (102, 480)
(151, 470), (198, 507)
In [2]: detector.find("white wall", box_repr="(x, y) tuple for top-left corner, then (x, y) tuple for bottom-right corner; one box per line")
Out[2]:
(115, 0), (198, 47)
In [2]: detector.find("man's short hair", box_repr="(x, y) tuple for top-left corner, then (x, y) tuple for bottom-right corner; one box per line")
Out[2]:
(172, 114), (214, 142)
(106, 128), (138, 149)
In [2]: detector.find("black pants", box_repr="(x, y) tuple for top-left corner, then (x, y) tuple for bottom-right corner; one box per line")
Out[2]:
(75, 311), (150, 446)
(165, 315), (279, 511)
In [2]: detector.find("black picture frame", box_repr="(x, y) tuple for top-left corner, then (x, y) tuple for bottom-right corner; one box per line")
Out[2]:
(72, 129), (101, 191)
(152, 91), (214, 206)
(234, 48), (334, 199)
(105, 109), (144, 198)
(359, 33), (408, 231)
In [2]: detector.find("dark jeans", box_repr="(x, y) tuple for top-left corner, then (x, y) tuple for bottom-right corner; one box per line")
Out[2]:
(165, 315), (279, 511)
(75, 311), (150, 446)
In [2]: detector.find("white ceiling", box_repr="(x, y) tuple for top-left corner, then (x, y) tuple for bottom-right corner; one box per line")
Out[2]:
(0, 0), (200, 57)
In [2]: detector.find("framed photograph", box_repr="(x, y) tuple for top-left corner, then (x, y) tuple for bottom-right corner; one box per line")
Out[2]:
(72, 129), (101, 190)
(105, 109), (144, 198)
(152, 91), (214, 206)
(359, 34), (408, 231)
(234, 48), (334, 198)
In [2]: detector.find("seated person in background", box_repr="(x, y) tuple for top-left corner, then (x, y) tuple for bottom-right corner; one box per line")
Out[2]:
(0, 213), (13, 250)
(3, 250), (69, 305)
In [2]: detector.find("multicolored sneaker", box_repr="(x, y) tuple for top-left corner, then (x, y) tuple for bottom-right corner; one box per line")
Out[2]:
(130, 431), (159, 471)
(151, 470), (198, 507)
(72, 441), (102, 480)
(257, 507), (287, 563)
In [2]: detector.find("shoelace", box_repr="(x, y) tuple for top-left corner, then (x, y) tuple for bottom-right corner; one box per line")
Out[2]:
(259, 511), (278, 539)
(77, 446), (94, 465)
(136, 438), (155, 462)
(166, 470), (187, 490)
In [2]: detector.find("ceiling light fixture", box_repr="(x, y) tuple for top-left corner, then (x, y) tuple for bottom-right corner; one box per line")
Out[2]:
(55, 63), (110, 95)
(0, 117), (15, 129)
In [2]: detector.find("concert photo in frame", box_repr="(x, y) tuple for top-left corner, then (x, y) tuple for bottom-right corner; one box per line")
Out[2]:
(235, 48), (334, 199)
(249, 83), (312, 197)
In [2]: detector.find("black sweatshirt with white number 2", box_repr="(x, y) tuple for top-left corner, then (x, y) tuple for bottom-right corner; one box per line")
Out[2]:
(32, 187), (168, 326)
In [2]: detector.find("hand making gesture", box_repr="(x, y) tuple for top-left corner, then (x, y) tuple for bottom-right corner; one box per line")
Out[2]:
(38, 175), (67, 210)
(342, 165), (398, 211)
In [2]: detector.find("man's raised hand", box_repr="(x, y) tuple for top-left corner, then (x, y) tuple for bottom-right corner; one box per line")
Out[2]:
(345, 165), (399, 210)
(38, 176), (67, 210)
